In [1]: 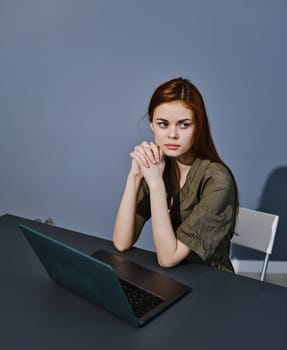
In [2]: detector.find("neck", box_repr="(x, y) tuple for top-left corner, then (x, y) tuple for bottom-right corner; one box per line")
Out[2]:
(171, 152), (195, 169)
(176, 161), (192, 173)
(170, 154), (195, 189)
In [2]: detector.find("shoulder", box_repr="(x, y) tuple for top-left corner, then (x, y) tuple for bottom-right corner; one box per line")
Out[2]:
(200, 161), (235, 201)
(189, 158), (232, 183)
(187, 158), (234, 194)
(204, 161), (233, 183)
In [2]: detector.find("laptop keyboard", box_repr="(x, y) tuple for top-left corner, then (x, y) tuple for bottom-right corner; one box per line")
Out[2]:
(119, 279), (164, 318)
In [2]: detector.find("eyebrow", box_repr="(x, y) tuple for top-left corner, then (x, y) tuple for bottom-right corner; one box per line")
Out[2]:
(155, 118), (193, 122)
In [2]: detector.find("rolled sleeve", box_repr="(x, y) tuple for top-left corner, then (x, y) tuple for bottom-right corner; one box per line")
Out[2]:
(176, 173), (235, 261)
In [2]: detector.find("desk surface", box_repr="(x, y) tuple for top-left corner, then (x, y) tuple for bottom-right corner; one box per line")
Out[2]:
(1, 214), (287, 350)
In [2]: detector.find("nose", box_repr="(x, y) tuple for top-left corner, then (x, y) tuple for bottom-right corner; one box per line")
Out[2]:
(168, 126), (179, 140)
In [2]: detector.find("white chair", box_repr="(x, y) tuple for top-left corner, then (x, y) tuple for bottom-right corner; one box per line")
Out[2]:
(232, 207), (279, 281)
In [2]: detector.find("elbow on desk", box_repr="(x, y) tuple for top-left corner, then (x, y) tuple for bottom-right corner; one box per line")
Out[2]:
(156, 256), (176, 269)
(112, 240), (131, 253)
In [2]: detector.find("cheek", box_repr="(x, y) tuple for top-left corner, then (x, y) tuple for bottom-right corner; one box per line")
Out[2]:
(182, 131), (194, 146)
(152, 129), (165, 142)
(153, 135), (161, 145)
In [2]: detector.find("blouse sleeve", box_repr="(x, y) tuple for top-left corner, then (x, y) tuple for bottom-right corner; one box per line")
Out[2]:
(176, 167), (235, 261)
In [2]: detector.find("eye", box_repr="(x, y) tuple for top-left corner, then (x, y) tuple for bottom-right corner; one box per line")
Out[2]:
(179, 122), (192, 129)
(157, 121), (168, 128)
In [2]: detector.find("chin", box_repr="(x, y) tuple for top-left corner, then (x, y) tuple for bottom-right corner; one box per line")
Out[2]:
(163, 150), (182, 157)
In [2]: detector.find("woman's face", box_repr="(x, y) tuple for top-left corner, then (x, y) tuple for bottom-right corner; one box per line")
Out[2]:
(150, 101), (195, 163)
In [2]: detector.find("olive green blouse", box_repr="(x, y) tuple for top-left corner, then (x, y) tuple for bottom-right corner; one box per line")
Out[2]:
(136, 158), (236, 272)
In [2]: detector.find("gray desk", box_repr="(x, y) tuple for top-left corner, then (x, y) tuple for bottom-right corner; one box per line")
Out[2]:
(1, 214), (287, 350)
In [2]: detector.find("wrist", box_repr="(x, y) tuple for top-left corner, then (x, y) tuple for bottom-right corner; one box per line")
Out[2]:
(147, 178), (165, 191)
(127, 171), (143, 187)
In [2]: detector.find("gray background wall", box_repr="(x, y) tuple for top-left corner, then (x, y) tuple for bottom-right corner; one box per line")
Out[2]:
(1, 0), (286, 260)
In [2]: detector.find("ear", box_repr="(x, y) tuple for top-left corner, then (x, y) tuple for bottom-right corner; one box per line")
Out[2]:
(150, 122), (154, 133)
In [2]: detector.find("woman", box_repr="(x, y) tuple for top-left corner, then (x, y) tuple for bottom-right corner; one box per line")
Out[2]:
(113, 77), (238, 272)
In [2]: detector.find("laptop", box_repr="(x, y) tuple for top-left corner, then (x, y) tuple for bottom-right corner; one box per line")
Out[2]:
(19, 225), (191, 327)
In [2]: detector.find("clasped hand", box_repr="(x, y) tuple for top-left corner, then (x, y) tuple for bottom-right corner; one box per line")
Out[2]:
(130, 141), (165, 185)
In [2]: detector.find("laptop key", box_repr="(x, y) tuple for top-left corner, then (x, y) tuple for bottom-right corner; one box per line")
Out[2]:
(119, 279), (164, 318)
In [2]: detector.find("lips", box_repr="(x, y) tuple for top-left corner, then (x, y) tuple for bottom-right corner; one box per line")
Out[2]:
(165, 144), (180, 150)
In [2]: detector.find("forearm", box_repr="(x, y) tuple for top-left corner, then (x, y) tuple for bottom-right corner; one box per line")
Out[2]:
(113, 173), (143, 251)
(149, 180), (191, 267)
(149, 180), (179, 266)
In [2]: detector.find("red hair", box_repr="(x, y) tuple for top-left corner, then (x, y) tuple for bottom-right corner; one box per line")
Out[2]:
(148, 77), (239, 209)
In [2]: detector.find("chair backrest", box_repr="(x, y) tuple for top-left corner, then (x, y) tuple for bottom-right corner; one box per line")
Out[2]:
(232, 207), (279, 281)
(232, 207), (279, 255)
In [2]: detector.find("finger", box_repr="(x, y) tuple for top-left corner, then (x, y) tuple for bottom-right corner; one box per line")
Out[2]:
(130, 152), (148, 168)
(149, 142), (161, 162)
(140, 141), (157, 164)
(159, 147), (164, 160)
(130, 150), (150, 168)
(134, 145), (151, 166)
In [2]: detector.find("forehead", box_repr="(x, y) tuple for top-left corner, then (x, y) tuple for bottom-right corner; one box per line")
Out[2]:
(153, 101), (193, 119)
